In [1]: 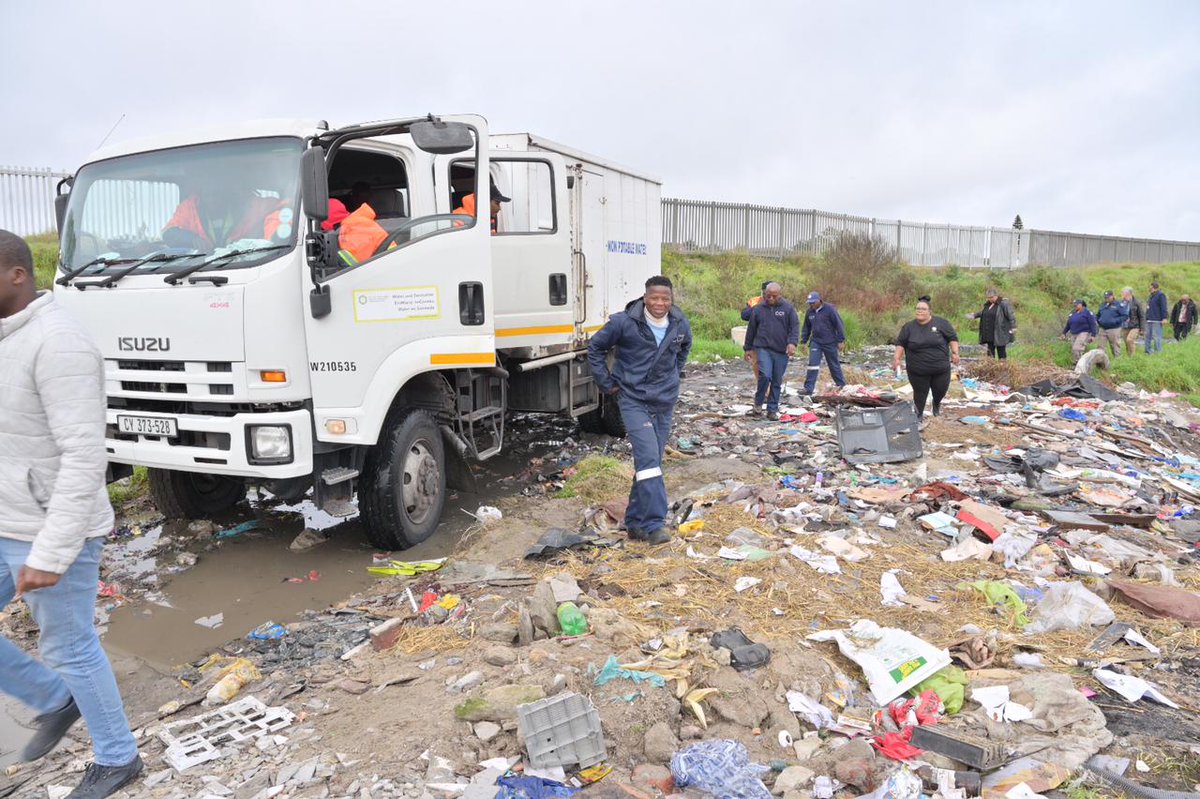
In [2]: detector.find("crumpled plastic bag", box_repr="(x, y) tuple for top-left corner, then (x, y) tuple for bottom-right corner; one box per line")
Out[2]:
(910, 665), (967, 714)
(1025, 582), (1115, 634)
(671, 739), (771, 799)
(991, 532), (1037, 568)
(963, 581), (1031, 627)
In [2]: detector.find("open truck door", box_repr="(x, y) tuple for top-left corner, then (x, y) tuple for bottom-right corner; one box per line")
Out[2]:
(300, 114), (497, 547)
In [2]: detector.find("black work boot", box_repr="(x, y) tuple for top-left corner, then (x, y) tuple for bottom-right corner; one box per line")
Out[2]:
(644, 529), (672, 545)
(21, 696), (81, 762)
(66, 756), (144, 798)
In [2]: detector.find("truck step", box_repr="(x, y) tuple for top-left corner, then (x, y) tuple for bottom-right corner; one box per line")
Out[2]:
(475, 445), (502, 461)
(321, 467), (360, 486)
(461, 406), (503, 423)
(322, 498), (359, 518)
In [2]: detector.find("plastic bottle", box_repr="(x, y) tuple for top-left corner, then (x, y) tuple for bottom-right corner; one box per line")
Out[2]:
(556, 602), (588, 636)
(205, 659), (260, 705)
(814, 471), (824, 488)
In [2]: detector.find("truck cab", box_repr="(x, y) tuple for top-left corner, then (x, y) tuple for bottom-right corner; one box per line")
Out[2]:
(53, 114), (660, 548)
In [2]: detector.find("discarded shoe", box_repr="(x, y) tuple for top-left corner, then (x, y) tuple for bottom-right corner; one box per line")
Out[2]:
(66, 756), (144, 799)
(21, 696), (80, 762)
(710, 627), (771, 670)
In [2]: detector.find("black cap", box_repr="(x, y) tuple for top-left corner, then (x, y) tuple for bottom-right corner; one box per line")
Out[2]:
(490, 184), (511, 203)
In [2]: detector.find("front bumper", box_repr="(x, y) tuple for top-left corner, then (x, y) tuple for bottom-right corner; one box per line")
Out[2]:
(105, 408), (314, 478)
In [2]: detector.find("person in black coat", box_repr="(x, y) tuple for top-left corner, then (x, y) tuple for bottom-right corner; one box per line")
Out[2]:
(1170, 294), (1197, 341)
(964, 287), (1016, 359)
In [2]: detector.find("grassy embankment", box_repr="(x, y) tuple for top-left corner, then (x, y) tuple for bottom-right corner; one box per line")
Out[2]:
(25, 233), (1200, 404)
(663, 250), (1200, 405)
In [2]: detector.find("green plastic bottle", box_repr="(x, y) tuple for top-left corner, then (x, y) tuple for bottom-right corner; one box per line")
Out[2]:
(556, 602), (588, 636)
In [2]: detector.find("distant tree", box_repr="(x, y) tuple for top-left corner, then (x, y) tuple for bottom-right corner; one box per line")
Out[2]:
(1012, 214), (1024, 230)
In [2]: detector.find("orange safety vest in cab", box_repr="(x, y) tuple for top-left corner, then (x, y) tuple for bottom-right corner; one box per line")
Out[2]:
(163, 195), (285, 248)
(451, 193), (497, 234)
(337, 204), (389, 266)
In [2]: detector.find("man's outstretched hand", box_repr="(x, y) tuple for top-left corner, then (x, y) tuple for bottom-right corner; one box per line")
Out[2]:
(15, 566), (60, 598)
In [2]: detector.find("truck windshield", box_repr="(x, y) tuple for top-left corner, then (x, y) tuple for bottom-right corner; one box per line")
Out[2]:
(60, 137), (303, 280)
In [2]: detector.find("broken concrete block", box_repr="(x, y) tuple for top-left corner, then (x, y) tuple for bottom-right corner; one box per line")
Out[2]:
(370, 618), (406, 651)
(454, 684), (546, 722)
(641, 721), (679, 764)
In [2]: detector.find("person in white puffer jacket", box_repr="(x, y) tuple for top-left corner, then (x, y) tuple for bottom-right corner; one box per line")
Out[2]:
(0, 230), (142, 798)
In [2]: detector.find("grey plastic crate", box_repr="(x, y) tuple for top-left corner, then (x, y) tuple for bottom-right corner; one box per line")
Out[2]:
(516, 692), (607, 769)
(836, 403), (922, 464)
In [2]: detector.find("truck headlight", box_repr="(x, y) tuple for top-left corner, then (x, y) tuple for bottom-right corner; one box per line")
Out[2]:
(248, 425), (292, 464)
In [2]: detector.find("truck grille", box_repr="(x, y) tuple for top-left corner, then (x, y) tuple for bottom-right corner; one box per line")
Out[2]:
(107, 359), (239, 399)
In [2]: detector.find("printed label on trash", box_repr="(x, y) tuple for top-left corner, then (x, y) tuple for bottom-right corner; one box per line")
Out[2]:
(889, 657), (927, 684)
(353, 286), (440, 322)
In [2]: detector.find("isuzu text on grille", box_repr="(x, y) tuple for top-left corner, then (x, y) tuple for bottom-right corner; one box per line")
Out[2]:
(117, 337), (171, 352)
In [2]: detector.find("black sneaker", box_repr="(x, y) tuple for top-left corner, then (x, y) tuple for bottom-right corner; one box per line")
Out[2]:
(67, 756), (144, 799)
(747, 406), (764, 416)
(767, 411), (780, 421)
(21, 697), (81, 762)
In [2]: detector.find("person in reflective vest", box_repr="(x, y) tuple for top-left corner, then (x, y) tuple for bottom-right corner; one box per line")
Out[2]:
(163, 192), (286, 249)
(452, 184), (510, 233)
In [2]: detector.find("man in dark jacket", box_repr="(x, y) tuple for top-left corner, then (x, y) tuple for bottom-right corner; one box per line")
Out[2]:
(1121, 287), (1143, 356)
(1170, 294), (1197, 341)
(1096, 290), (1129, 359)
(743, 282), (799, 420)
(1145, 281), (1168, 354)
(965, 288), (1017, 359)
(800, 292), (846, 395)
(1061, 299), (1098, 362)
(588, 276), (692, 545)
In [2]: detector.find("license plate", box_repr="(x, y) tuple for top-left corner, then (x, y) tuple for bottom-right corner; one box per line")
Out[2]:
(117, 415), (178, 438)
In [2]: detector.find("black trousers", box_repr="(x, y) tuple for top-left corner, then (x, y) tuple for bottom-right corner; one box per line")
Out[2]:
(909, 369), (951, 418)
(1173, 324), (1191, 341)
(986, 343), (1007, 359)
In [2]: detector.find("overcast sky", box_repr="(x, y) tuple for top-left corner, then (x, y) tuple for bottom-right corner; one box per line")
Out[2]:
(3, 1), (1197, 239)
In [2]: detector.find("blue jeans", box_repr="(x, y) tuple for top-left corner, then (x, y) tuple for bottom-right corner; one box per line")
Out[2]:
(754, 348), (790, 412)
(618, 396), (673, 535)
(803, 343), (846, 394)
(0, 537), (137, 767)
(1145, 321), (1164, 353)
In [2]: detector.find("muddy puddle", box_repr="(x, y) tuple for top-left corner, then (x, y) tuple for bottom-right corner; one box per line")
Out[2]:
(99, 412), (579, 672)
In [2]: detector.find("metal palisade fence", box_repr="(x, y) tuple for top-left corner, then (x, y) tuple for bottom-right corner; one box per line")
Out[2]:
(5, 166), (1199, 269)
(0, 166), (69, 237)
(662, 198), (1200, 269)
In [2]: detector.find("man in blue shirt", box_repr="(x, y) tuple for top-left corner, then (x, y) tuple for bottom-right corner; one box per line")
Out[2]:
(800, 292), (847, 396)
(588, 276), (692, 545)
(1061, 299), (1098, 363)
(1145, 281), (1169, 354)
(743, 282), (799, 420)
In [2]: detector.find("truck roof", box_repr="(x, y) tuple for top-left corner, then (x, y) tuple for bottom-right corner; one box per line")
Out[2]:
(79, 120), (661, 186)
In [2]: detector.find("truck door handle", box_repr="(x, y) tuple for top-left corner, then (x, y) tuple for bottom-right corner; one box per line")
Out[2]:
(459, 282), (485, 325)
(549, 273), (568, 306)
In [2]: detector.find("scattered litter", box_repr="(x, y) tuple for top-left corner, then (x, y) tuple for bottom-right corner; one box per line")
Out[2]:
(517, 692), (606, 769)
(194, 613), (224, 629)
(734, 576), (762, 592)
(710, 628), (771, 671)
(159, 696), (294, 771)
(879, 570), (907, 607)
(288, 528), (327, 552)
(214, 520), (260, 539)
(671, 739), (772, 799)
(472, 506), (503, 524)
(1092, 669), (1180, 708)
(1024, 582), (1114, 634)
(368, 557), (448, 577)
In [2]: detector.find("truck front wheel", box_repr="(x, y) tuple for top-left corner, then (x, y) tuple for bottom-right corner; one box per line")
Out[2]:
(147, 468), (245, 519)
(360, 410), (446, 549)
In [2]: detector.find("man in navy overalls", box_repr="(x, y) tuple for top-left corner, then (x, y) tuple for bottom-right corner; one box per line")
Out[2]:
(587, 276), (693, 545)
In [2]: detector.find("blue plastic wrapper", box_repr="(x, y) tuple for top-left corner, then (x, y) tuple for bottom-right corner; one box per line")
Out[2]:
(1058, 408), (1088, 421)
(671, 740), (771, 799)
(496, 776), (576, 799)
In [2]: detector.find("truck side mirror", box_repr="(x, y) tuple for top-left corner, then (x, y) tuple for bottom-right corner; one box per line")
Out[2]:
(411, 120), (474, 154)
(54, 194), (70, 235)
(301, 148), (329, 223)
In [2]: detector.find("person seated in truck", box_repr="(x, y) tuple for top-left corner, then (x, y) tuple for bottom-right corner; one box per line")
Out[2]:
(162, 181), (286, 250)
(452, 184), (510, 233)
(346, 181), (373, 212)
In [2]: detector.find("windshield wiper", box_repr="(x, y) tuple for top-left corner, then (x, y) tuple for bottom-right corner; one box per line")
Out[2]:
(56, 255), (134, 286)
(163, 245), (290, 285)
(73, 252), (204, 290)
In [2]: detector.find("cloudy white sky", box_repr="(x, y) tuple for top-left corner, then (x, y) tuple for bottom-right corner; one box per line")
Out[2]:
(3, 1), (1198, 239)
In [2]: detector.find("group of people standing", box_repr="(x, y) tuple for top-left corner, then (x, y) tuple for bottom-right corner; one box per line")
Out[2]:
(1059, 282), (1192, 363)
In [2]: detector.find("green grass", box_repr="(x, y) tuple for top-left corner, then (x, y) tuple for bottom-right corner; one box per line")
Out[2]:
(107, 466), (149, 506)
(553, 455), (631, 501)
(26, 232), (59, 289)
(690, 337), (743, 362)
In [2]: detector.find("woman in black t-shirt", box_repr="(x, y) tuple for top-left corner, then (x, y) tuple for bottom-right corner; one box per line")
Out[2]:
(893, 297), (960, 423)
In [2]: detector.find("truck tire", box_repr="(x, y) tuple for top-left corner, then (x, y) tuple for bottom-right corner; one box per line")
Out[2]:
(578, 393), (626, 438)
(360, 409), (445, 549)
(147, 468), (245, 519)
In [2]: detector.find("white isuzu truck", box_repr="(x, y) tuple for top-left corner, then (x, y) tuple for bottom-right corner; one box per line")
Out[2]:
(52, 114), (660, 548)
